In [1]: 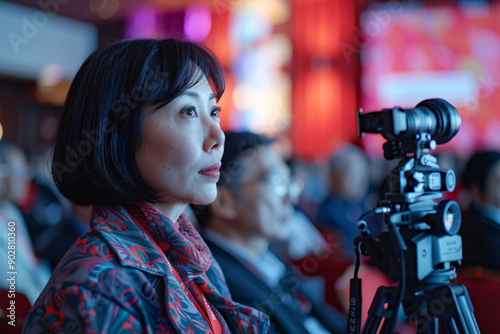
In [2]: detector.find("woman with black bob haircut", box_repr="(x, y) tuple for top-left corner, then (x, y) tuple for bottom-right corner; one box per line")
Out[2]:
(23, 39), (269, 333)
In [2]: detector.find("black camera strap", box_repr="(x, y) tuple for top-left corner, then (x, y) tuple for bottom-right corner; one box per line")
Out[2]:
(347, 244), (362, 334)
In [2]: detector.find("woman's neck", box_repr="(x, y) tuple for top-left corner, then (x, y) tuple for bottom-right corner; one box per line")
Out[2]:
(148, 202), (187, 223)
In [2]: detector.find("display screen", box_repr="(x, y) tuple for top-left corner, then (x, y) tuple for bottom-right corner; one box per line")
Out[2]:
(361, 2), (500, 158)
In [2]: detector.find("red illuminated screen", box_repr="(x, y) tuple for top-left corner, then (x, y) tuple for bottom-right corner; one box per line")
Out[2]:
(361, 3), (500, 157)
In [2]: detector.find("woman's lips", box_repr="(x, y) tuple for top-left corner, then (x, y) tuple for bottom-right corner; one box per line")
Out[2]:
(199, 163), (221, 180)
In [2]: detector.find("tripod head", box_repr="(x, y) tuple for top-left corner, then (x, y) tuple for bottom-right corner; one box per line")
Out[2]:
(355, 98), (462, 285)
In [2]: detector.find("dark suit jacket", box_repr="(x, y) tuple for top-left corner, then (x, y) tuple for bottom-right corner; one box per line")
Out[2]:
(205, 239), (347, 334)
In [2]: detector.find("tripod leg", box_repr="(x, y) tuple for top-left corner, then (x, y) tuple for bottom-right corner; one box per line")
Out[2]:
(362, 286), (399, 334)
(456, 290), (480, 333)
(429, 285), (480, 334)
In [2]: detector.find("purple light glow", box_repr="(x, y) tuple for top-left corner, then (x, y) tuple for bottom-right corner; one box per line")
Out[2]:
(184, 5), (211, 42)
(125, 5), (161, 39)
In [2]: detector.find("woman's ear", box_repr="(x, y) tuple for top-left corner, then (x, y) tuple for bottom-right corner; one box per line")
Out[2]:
(210, 186), (238, 220)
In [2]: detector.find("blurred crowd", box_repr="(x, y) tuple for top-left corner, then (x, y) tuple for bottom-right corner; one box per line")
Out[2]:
(1, 136), (499, 332)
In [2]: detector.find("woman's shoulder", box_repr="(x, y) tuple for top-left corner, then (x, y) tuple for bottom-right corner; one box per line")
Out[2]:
(39, 218), (174, 299)
(25, 230), (167, 333)
(43, 230), (136, 291)
(24, 278), (166, 334)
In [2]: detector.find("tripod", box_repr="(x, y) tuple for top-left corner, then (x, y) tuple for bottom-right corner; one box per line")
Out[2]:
(363, 268), (480, 334)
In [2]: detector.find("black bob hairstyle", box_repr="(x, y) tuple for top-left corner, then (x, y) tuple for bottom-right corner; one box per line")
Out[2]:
(52, 38), (225, 206)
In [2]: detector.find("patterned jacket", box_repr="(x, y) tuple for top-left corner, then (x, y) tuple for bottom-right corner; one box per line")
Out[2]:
(23, 205), (269, 333)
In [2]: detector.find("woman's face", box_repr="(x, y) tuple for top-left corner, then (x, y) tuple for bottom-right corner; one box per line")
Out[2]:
(136, 75), (225, 210)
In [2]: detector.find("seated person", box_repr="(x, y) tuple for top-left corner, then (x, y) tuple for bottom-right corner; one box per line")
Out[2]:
(316, 144), (376, 260)
(195, 131), (346, 334)
(0, 142), (51, 306)
(17, 148), (92, 270)
(460, 150), (500, 271)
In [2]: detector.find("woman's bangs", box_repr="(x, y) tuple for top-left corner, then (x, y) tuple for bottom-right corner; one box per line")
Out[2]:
(189, 45), (225, 101)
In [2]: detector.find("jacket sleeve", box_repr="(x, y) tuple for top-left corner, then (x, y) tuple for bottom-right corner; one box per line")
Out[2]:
(22, 286), (149, 334)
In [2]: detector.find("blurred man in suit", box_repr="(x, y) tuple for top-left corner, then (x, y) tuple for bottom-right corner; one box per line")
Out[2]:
(195, 131), (346, 334)
(460, 150), (500, 271)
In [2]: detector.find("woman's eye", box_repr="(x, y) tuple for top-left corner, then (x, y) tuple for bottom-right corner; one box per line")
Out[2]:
(183, 107), (198, 117)
(211, 106), (222, 117)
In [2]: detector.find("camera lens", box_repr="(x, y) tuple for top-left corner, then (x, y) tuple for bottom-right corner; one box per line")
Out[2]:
(426, 199), (461, 235)
(357, 98), (461, 144)
(414, 99), (461, 144)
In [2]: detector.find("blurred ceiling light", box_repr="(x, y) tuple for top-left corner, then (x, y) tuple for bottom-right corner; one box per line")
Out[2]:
(233, 84), (258, 111)
(254, 77), (291, 134)
(231, 10), (271, 47)
(238, 0), (290, 25)
(37, 64), (63, 89)
(90, 0), (120, 20)
(0, 122), (3, 142)
(260, 34), (292, 67)
(184, 5), (212, 42)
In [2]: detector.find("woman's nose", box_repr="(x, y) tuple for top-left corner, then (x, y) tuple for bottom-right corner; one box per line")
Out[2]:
(204, 120), (225, 153)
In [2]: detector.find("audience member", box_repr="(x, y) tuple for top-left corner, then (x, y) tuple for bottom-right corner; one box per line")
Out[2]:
(0, 141), (51, 304)
(459, 150), (500, 271)
(17, 147), (71, 238)
(316, 144), (376, 259)
(31, 203), (92, 270)
(17, 148), (91, 270)
(195, 131), (347, 334)
(268, 159), (330, 262)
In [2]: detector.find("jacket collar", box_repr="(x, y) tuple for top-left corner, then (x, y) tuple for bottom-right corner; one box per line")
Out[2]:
(90, 204), (213, 279)
(90, 204), (269, 333)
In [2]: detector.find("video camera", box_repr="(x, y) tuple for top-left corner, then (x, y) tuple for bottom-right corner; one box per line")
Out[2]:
(350, 99), (479, 334)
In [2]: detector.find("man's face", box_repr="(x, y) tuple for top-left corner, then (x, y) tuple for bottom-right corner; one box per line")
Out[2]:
(231, 145), (294, 242)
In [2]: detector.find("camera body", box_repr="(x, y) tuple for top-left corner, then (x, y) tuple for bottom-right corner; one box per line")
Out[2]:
(356, 98), (462, 284)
